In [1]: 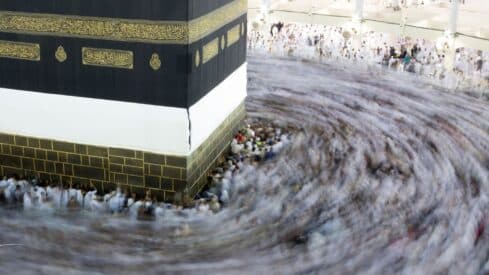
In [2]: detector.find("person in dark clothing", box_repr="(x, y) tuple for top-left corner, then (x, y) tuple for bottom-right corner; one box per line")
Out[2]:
(390, 47), (397, 58)
(277, 21), (284, 32)
(411, 44), (419, 58)
(270, 22), (285, 36)
(399, 49), (408, 59)
(476, 58), (483, 72)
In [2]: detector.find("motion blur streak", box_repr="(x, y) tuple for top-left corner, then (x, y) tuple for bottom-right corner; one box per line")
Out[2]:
(0, 55), (487, 274)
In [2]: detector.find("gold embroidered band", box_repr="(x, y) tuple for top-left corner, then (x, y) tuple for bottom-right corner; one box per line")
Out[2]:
(0, 0), (246, 44)
(0, 40), (40, 61)
(202, 38), (219, 64)
(82, 47), (134, 69)
(227, 25), (241, 47)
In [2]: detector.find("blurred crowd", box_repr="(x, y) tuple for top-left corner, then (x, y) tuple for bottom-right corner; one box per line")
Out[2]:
(197, 122), (291, 210)
(248, 22), (489, 93)
(331, 0), (462, 8)
(0, 123), (292, 219)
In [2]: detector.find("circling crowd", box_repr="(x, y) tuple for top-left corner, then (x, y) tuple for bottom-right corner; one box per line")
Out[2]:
(0, 175), (173, 219)
(0, 122), (292, 219)
(248, 22), (489, 94)
(197, 122), (291, 210)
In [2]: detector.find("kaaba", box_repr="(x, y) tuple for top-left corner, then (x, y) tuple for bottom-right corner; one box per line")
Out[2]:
(0, 0), (247, 203)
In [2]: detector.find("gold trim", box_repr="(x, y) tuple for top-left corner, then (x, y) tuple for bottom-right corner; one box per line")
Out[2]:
(82, 47), (133, 69)
(0, 40), (40, 61)
(188, 0), (247, 44)
(202, 38), (219, 64)
(55, 45), (67, 62)
(195, 50), (201, 68)
(220, 35), (226, 50)
(149, 53), (161, 71)
(0, 0), (246, 44)
(227, 25), (241, 47)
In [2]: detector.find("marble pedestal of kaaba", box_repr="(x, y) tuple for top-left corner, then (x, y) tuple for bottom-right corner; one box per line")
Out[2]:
(0, 0), (247, 204)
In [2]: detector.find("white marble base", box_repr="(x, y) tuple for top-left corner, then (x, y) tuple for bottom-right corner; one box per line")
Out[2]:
(0, 63), (247, 156)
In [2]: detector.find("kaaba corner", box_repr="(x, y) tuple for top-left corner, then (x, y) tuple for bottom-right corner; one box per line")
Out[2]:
(0, 0), (248, 204)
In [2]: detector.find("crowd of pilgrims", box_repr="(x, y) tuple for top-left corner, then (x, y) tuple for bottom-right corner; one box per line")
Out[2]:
(248, 22), (489, 93)
(0, 123), (291, 219)
(332, 0), (464, 8)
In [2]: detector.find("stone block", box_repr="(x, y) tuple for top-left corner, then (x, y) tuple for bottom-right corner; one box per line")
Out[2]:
(45, 161), (56, 173)
(81, 155), (90, 166)
(14, 136), (28, 146)
(161, 178), (174, 191)
(174, 180), (187, 192)
(125, 158), (143, 167)
(124, 165), (143, 176)
(21, 158), (35, 170)
(0, 154), (22, 168)
(73, 165), (105, 181)
(144, 153), (165, 165)
(127, 175), (143, 186)
(35, 160), (45, 171)
(75, 144), (87, 155)
(3, 167), (23, 176)
(89, 157), (104, 168)
(58, 152), (68, 163)
(55, 162), (64, 174)
(166, 156), (187, 167)
(135, 151), (144, 159)
(131, 186), (146, 197)
(47, 151), (58, 161)
(64, 164), (73, 176)
(113, 173), (128, 185)
(11, 146), (23, 156)
(144, 175), (160, 188)
(35, 149), (47, 160)
(1, 144), (11, 155)
(53, 141), (75, 153)
(148, 164), (162, 176)
(163, 167), (181, 179)
(72, 177), (90, 187)
(0, 133), (14, 144)
(109, 148), (135, 158)
(24, 147), (36, 158)
(109, 156), (124, 165)
(27, 138), (40, 148)
(87, 146), (108, 157)
(39, 139), (53, 150)
(67, 154), (81, 165)
(110, 164), (123, 173)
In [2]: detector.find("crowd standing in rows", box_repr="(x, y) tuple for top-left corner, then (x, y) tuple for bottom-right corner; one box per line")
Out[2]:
(248, 22), (489, 93)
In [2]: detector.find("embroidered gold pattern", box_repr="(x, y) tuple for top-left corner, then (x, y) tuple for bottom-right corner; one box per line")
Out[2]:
(227, 25), (241, 47)
(0, 40), (40, 61)
(195, 50), (201, 68)
(149, 53), (162, 71)
(188, 0), (247, 43)
(82, 47), (133, 69)
(55, 45), (67, 62)
(202, 38), (219, 64)
(220, 36), (226, 50)
(0, 0), (246, 44)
